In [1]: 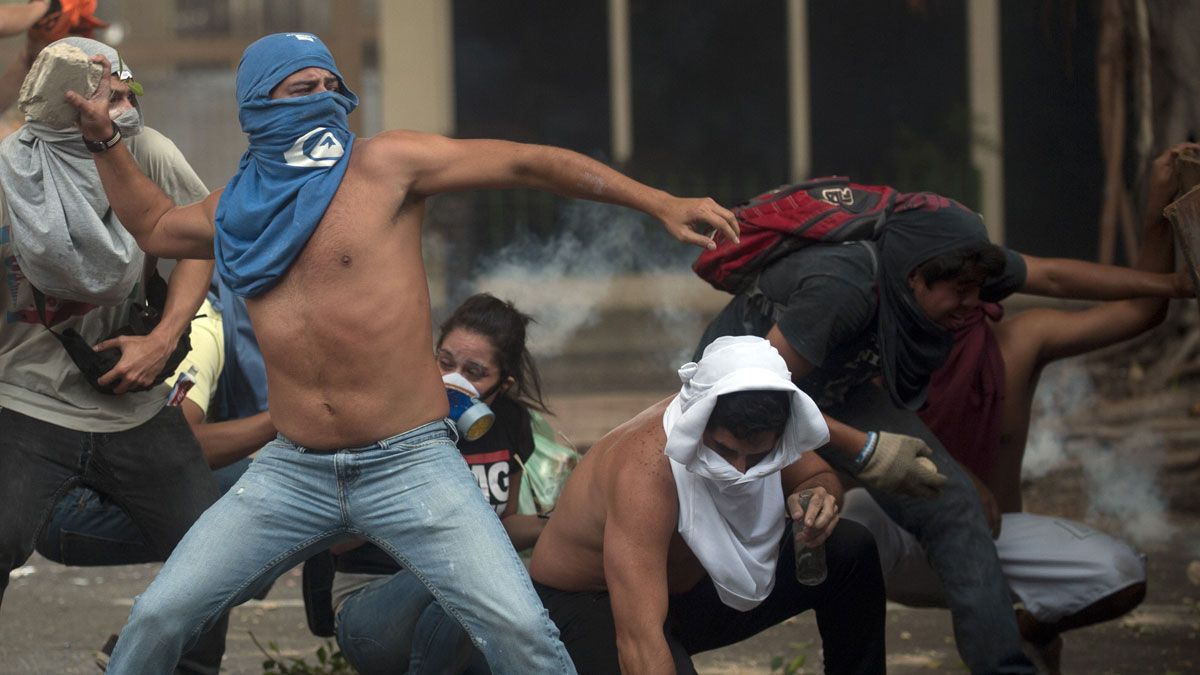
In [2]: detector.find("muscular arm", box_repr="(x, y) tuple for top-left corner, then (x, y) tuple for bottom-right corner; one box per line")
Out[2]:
(1009, 144), (1189, 364)
(93, 141), (219, 259)
(605, 450), (679, 674)
(66, 59), (219, 259)
(1019, 150), (1191, 302)
(374, 130), (739, 250)
(1020, 253), (1186, 301)
(96, 258), (213, 393)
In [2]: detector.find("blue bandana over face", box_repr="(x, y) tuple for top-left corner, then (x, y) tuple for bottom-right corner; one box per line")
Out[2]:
(214, 33), (360, 297)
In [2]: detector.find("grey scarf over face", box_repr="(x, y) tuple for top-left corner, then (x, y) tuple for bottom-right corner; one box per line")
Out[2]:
(0, 37), (145, 305)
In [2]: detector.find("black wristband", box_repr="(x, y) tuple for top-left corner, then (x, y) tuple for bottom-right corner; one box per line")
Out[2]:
(84, 127), (122, 153)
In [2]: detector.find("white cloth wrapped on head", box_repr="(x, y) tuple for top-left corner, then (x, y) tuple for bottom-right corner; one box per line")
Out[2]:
(663, 335), (828, 610)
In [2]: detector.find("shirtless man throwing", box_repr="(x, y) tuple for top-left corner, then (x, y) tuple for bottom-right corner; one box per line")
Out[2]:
(67, 33), (738, 674)
(530, 336), (886, 674)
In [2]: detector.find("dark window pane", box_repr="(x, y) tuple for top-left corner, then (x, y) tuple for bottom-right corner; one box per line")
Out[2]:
(1001, 2), (1102, 259)
(629, 0), (789, 205)
(453, 0), (609, 154)
(808, 1), (973, 206)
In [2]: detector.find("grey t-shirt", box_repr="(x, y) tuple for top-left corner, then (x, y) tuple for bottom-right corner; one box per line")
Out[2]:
(0, 127), (209, 432)
(696, 242), (1027, 408)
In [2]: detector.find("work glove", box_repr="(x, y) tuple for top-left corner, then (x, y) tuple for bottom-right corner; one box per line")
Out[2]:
(854, 431), (947, 497)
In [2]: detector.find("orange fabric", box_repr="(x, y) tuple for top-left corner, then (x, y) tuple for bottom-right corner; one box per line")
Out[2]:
(29, 0), (108, 43)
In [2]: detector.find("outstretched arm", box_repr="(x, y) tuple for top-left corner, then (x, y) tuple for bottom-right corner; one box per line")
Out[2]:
(1012, 143), (1195, 364)
(1020, 253), (1188, 300)
(1020, 150), (1195, 303)
(374, 130), (740, 250)
(65, 55), (219, 259)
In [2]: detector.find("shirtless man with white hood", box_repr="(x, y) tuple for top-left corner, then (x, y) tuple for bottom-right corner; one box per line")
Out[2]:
(529, 336), (886, 674)
(67, 32), (740, 675)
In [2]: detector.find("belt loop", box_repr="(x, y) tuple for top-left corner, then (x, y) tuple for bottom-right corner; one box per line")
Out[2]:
(444, 418), (460, 444)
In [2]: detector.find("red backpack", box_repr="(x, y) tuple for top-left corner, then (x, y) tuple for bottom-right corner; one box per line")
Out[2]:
(693, 176), (899, 293)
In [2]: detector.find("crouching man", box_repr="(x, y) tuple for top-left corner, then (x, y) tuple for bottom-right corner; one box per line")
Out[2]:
(529, 336), (886, 674)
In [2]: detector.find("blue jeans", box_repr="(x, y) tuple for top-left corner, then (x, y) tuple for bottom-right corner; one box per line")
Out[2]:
(105, 419), (574, 675)
(820, 383), (1035, 675)
(337, 569), (488, 675)
(36, 459), (251, 566)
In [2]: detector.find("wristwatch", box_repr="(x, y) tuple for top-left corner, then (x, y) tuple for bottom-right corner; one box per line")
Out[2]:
(84, 127), (122, 153)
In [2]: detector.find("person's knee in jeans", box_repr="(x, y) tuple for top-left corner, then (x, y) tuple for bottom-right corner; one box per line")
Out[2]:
(409, 602), (480, 674)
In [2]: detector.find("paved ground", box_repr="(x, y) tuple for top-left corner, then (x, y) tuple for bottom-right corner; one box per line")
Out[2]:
(3, 507), (1198, 675)
(3, 391), (1200, 673)
(7, 343), (1200, 667)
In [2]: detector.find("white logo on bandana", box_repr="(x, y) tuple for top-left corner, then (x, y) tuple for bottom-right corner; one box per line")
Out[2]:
(283, 127), (344, 168)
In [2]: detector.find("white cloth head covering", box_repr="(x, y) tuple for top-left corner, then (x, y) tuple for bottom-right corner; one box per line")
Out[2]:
(663, 335), (828, 610)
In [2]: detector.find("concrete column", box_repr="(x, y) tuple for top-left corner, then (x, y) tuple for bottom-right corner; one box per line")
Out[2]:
(330, 0), (364, 134)
(786, 0), (811, 182)
(118, 0), (171, 43)
(968, 0), (1005, 243)
(378, 0), (455, 134)
(609, 0), (633, 164)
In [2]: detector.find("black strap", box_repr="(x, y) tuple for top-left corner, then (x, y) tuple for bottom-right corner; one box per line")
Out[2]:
(301, 552), (338, 638)
(30, 285), (51, 329)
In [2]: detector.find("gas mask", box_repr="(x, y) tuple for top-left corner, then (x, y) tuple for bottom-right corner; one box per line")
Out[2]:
(443, 372), (495, 441)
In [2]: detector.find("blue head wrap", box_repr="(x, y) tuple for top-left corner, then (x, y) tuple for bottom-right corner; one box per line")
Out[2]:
(214, 32), (359, 297)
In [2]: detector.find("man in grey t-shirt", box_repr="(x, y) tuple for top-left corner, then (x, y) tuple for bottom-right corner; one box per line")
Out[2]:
(0, 38), (226, 675)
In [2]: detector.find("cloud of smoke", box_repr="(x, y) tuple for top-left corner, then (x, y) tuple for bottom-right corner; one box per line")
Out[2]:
(470, 200), (706, 364)
(1023, 362), (1094, 479)
(1081, 435), (1177, 547)
(1024, 359), (1176, 548)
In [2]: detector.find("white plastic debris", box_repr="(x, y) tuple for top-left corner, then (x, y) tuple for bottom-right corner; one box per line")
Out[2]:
(10, 565), (36, 579)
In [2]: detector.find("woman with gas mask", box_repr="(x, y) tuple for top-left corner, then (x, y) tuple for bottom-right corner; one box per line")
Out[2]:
(324, 293), (576, 675)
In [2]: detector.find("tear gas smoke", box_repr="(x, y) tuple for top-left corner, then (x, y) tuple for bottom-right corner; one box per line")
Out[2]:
(468, 200), (709, 365)
(1025, 360), (1176, 547)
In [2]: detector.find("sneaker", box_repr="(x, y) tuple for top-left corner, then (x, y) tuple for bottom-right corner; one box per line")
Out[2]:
(94, 633), (118, 672)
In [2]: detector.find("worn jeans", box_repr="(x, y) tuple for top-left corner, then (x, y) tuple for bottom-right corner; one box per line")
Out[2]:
(819, 382), (1035, 675)
(104, 419), (574, 675)
(36, 459), (251, 566)
(336, 568), (488, 675)
(0, 406), (226, 675)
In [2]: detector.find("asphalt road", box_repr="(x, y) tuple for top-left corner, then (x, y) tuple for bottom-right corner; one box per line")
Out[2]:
(3, 501), (1198, 673)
